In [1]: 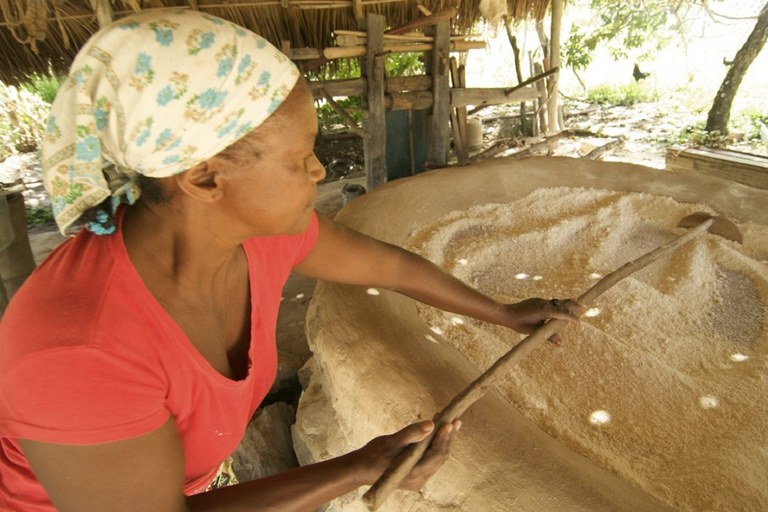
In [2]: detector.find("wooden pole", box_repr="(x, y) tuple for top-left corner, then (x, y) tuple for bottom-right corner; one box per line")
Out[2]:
(449, 57), (467, 163)
(352, 0), (365, 27)
(89, 0), (113, 28)
(533, 62), (548, 134)
(364, 14), (387, 189)
(427, 20), (451, 167)
(547, 0), (563, 133)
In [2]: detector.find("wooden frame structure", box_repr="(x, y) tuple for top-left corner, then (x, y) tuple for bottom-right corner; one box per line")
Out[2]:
(306, 9), (556, 190)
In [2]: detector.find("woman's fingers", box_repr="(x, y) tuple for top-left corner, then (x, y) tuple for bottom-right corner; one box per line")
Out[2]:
(547, 298), (585, 323)
(400, 420), (462, 491)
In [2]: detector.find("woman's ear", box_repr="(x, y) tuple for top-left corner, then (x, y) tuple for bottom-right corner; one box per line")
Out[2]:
(174, 160), (225, 203)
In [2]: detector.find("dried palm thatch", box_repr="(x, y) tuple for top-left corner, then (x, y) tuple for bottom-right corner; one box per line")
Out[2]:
(0, 0), (551, 84)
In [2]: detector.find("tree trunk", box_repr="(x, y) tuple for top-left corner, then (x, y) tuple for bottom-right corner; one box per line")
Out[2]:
(705, 2), (768, 134)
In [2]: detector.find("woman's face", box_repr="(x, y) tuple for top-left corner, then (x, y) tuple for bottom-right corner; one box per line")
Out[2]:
(220, 87), (326, 237)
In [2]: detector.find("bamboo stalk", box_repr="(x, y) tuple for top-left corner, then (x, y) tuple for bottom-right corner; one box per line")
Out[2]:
(362, 218), (716, 510)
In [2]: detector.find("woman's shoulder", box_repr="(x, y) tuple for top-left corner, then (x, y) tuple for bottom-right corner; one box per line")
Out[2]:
(1, 229), (133, 359)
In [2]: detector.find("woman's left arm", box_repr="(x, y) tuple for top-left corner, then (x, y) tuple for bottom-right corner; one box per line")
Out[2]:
(294, 214), (581, 334)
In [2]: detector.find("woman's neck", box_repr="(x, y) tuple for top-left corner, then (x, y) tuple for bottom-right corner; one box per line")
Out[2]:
(122, 200), (243, 289)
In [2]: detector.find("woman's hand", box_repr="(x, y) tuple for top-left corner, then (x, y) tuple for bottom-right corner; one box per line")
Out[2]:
(502, 298), (584, 343)
(347, 420), (461, 491)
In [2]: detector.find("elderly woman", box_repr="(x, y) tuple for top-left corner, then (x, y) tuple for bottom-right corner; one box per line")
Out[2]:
(0, 9), (580, 512)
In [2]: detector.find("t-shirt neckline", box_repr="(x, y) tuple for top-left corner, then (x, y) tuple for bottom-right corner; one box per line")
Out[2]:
(108, 206), (255, 387)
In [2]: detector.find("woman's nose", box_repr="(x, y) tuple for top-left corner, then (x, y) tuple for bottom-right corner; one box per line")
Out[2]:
(308, 154), (326, 182)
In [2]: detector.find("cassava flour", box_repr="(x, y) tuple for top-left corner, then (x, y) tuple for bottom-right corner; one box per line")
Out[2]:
(404, 187), (768, 512)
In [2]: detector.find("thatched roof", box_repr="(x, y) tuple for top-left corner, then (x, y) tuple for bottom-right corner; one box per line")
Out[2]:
(0, 0), (551, 84)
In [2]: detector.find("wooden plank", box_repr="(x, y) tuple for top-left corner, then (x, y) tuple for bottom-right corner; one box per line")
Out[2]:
(427, 20), (451, 168)
(310, 83), (541, 112)
(451, 87), (541, 106)
(666, 146), (768, 190)
(323, 40), (485, 59)
(386, 91), (432, 111)
(309, 78), (366, 97)
(364, 14), (387, 190)
(309, 75), (431, 98)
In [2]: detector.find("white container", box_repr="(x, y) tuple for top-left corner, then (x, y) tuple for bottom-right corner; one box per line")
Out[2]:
(467, 118), (483, 150)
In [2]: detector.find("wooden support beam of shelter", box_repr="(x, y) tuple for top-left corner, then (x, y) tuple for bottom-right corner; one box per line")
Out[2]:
(427, 20), (451, 168)
(310, 79), (542, 112)
(547, 0), (563, 133)
(363, 14), (387, 190)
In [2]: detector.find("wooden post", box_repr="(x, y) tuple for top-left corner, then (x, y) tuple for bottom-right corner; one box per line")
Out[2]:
(533, 62), (547, 134)
(364, 14), (387, 190)
(427, 20), (451, 167)
(89, 0), (113, 28)
(352, 0), (365, 28)
(547, 0), (563, 133)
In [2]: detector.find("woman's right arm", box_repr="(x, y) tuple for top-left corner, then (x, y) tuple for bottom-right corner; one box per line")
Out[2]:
(19, 417), (459, 512)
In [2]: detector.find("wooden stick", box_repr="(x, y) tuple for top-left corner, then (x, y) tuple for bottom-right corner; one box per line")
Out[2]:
(385, 7), (456, 35)
(585, 138), (622, 160)
(362, 217), (715, 510)
(335, 29), (477, 41)
(335, 33), (474, 46)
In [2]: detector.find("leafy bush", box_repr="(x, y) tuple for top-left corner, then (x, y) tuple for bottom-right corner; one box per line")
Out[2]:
(385, 52), (425, 76)
(659, 122), (728, 148)
(26, 206), (54, 226)
(586, 82), (658, 106)
(0, 82), (52, 160)
(20, 67), (65, 104)
(734, 111), (768, 143)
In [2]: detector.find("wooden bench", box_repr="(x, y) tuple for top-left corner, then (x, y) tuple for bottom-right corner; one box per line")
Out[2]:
(665, 146), (768, 190)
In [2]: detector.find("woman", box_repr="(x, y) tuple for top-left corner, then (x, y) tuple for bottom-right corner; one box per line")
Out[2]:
(0, 9), (581, 511)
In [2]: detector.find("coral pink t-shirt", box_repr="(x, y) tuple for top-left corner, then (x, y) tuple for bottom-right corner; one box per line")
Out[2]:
(0, 210), (319, 511)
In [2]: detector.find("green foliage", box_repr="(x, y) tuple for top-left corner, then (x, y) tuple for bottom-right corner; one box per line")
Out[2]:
(659, 122), (728, 148)
(19, 66), (66, 104)
(586, 82), (658, 106)
(733, 111), (768, 143)
(564, 0), (681, 71)
(26, 206), (54, 226)
(0, 81), (52, 160)
(385, 52), (425, 76)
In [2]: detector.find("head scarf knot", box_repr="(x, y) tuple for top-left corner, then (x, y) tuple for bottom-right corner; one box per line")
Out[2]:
(42, 8), (300, 235)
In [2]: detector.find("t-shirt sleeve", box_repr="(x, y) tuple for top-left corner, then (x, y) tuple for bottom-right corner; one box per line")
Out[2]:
(0, 346), (170, 445)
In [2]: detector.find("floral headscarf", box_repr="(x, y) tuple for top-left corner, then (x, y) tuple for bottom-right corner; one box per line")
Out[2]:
(42, 8), (300, 235)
